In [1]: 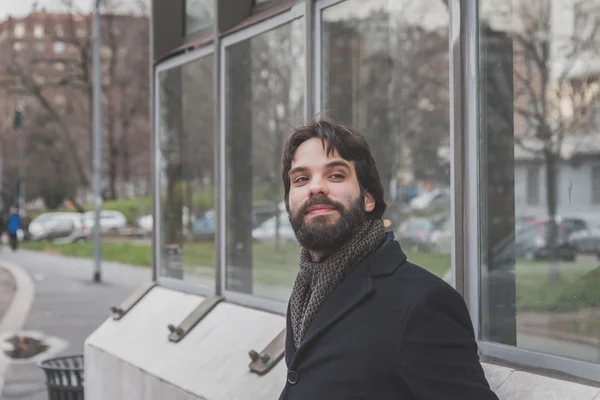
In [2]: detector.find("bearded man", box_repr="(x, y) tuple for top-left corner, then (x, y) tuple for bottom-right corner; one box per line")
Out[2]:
(278, 118), (498, 400)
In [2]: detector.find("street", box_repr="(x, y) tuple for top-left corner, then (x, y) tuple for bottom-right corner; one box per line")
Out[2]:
(0, 248), (150, 399)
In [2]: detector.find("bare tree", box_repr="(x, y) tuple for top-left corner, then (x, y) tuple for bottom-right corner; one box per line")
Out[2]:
(251, 20), (305, 248)
(487, 0), (600, 272)
(0, 0), (150, 207)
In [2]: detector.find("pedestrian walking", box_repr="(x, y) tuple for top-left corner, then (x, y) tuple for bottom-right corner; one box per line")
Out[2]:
(7, 206), (22, 252)
(0, 213), (4, 251)
(278, 117), (498, 399)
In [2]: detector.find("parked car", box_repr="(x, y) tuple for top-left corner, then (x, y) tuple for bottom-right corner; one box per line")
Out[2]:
(137, 214), (153, 233)
(189, 217), (215, 242)
(29, 212), (90, 243)
(83, 210), (127, 233)
(430, 217), (452, 254)
(394, 217), (438, 253)
(568, 224), (600, 259)
(409, 188), (450, 212)
(514, 222), (577, 262)
(252, 213), (296, 244)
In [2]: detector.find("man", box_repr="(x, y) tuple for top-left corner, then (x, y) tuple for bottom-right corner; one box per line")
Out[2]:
(278, 118), (498, 399)
(7, 206), (21, 251)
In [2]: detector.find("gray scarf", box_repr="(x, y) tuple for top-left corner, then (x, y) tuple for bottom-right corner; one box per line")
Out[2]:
(289, 218), (386, 348)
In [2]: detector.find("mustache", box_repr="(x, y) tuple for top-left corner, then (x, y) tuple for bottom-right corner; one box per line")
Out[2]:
(297, 196), (343, 216)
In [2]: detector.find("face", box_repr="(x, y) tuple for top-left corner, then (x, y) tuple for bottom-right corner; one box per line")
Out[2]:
(287, 138), (376, 253)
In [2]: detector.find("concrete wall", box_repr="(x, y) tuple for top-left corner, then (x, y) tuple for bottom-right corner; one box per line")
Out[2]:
(84, 287), (286, 400)
(84, 286), (600, 400)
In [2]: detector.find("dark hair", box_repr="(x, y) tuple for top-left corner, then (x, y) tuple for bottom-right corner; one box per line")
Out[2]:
(281, 114), (387, 220)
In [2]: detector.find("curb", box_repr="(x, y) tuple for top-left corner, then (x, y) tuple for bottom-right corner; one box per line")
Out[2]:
(0, 260), (35, 394)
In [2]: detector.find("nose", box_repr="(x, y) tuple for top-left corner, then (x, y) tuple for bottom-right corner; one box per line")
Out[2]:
(308, 174), (328, 197)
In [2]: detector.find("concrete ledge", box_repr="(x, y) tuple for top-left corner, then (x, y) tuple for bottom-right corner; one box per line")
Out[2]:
(85, 286), (286, 400)
(482, 363), (600, 399)
(85, 286), (600, 400)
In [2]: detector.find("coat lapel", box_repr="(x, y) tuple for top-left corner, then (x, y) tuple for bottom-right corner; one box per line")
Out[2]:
(285, 302), (296, 367)
(291, 257), (374, 365)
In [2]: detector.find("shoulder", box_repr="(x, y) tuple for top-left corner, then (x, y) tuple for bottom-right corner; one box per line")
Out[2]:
(367, 237), (471, 326)
(367, 236), (455, 298)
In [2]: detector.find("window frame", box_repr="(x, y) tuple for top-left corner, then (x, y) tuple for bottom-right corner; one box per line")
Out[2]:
(219, 4), (305, 315)
(313, 0), (346, 114)
(592, 164), (600, 205)
(461, 0), (600, 382)
(154, 44), (217, 298)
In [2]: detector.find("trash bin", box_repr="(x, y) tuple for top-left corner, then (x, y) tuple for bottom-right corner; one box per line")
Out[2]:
(38, 354), (84, 400)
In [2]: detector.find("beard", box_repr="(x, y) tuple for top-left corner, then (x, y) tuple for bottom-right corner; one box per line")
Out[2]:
(289, 193), (366, 253)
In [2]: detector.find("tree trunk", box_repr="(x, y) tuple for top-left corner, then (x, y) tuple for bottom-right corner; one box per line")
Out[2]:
(108, 145), (118, 200)
(544, 148), (560, 281)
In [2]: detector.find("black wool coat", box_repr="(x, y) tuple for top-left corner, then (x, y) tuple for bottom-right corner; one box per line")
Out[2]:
(279, 232), (499, 400)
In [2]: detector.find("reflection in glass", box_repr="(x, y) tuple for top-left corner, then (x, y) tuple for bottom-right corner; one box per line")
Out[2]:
(480, 0), (600, 363)
(321, 0), (450, 278)
(185, 0), (214, 34)
(225, 19), (305, 300)
(158, 54), (215, 287)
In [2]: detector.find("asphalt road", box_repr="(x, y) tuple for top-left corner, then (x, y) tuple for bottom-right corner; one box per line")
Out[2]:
(0, 248), (150, 400)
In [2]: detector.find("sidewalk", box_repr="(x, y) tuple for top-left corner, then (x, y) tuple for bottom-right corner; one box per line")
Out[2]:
(0, 249), (151, 399)
(0, 267), (16, 326)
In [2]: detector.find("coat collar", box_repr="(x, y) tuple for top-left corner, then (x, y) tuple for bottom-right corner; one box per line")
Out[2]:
(285, 232), (407, 367)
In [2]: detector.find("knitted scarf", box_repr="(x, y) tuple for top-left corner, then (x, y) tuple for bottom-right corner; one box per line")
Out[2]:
(289, 218), (386, 348)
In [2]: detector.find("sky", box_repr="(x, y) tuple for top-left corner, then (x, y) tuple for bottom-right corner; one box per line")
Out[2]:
(0, 0), (86, 19)
(0, 0), (149, 20)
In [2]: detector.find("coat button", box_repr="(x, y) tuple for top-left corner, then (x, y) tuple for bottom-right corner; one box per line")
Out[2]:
(287, 370), (299, 385)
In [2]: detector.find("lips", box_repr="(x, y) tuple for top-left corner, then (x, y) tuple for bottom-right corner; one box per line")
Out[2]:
(305, 205), (335, 216)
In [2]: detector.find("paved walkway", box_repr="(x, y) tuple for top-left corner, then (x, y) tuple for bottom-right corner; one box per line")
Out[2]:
(0, 267), (16, 327)
(0, 249), (151, 399)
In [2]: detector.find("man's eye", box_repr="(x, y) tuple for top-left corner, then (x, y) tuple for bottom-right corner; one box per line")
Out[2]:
(294, 177), (308, 183)
(330, 173), (345, 179)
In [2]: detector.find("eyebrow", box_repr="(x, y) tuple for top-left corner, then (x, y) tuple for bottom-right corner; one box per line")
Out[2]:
(288, 160), (352, 177)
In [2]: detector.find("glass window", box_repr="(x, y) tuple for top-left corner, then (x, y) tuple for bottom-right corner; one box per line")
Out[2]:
(320, 0), (450, 278)
(34, 24), (44, 38)
(14, 23), (25, 38)
(185, 0), (214, 35)
(593, 165), (600, 205)
(526, 166), (540, 205)
(53, 42), (65, 53)
(224, 18), (305, 300)
(480, 0), (600, 364)
(157, 53), (215, 288)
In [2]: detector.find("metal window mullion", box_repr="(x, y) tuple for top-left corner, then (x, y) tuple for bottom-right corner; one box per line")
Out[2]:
(218, 36), (228, 296)
(449, 0), (465, 295)
(305, 0), (315, 120)
(462, 0), (482, 336)
(214, 0), (223, 296)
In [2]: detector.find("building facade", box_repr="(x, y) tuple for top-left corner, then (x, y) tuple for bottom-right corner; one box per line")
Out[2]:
(0, 9), (151, 206)
(149, 0), (600, 387)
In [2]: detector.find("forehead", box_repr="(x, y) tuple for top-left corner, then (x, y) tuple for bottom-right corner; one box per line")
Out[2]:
(292, 138), (348, 167)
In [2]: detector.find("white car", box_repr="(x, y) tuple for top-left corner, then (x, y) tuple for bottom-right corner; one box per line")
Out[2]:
(252, 213), (297, 244)
(28, 212), (90, 243)
(409, 188), (451, 211)
(84, 210), (127, 233)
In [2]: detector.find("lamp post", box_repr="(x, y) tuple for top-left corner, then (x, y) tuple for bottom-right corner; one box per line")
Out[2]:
(14, 104), (25, 214)
(92, 0), (103, 283)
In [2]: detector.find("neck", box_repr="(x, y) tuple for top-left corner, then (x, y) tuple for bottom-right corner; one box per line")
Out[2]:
(309, 249), (332, 262)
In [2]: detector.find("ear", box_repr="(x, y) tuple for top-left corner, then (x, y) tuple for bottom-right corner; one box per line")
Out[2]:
(364, 192), (376, 213)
